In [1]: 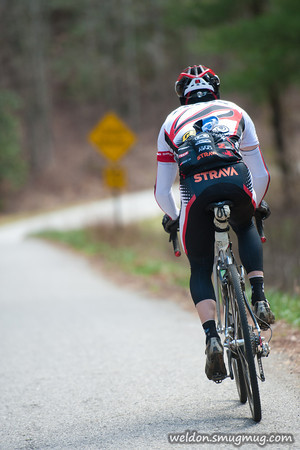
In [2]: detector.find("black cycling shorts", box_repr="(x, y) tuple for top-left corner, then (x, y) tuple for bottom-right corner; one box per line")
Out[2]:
(180, 161), (255, 258)
(178, 161), (262, 304)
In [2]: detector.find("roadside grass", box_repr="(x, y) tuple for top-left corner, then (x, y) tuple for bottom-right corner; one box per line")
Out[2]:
(37, 221), (190, 293)
(266, 291), (300, 328)
(36, 218), (300, 329)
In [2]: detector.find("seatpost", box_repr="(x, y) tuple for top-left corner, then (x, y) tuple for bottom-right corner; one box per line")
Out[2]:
(214, 205), (230, 254)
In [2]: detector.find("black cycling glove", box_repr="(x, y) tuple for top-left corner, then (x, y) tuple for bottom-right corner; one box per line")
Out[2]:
(256, 200), (271, 220)
(162, 214), (179, 235)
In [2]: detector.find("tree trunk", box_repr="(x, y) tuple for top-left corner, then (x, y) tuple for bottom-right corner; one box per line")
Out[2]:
(24, 0), (53, 172)
(268, 88), (293, 202)
(121, 0), (140, 129)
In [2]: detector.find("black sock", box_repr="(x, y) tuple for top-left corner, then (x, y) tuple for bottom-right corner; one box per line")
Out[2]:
(202, 320), (219, 343)
(249, 276), (266, 305)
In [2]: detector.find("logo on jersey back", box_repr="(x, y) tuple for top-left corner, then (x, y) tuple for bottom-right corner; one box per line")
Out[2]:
(194, 166), (238, 182)
(182, 130), (196, 142)
(212, 125), (230, 134)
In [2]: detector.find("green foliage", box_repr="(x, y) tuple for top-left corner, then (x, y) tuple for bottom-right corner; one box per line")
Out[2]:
(207, 0), (299, 96)
(267, 290), (300, 328)
(4, 0), (299, 107)
(47, 0), (177, 105)
(167, 0), (300, 97)
(0, 91), (27, 197)
(245, 287), (300, 328)
(164, 0), (243, 27)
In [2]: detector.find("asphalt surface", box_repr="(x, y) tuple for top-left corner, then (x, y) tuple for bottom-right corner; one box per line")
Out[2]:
(0, 189), (169, 244)
(0, 194), (299, 449)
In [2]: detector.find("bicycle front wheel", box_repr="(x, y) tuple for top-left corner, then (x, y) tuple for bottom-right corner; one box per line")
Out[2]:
(227, 264), (261, 422)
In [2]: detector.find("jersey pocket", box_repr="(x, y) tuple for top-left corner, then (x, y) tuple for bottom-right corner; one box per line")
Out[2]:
(175, 132), (242, 176)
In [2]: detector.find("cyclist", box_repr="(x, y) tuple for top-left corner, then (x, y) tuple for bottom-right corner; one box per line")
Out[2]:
(154, 65), (275, 381)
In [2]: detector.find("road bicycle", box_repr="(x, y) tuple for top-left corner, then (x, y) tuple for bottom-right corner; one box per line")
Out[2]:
(170, 201), (272, 422)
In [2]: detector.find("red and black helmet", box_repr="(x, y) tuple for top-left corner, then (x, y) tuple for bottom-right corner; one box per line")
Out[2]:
(175, 65), (220, 102)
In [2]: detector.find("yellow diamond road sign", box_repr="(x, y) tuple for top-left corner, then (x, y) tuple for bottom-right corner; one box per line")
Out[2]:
(88, 112), (136, 162)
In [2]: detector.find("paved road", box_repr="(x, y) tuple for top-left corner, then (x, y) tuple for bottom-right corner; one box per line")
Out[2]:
(0, 189), (173, 244)
(0, 191), (299, 449)
(0, 237), (299, 449)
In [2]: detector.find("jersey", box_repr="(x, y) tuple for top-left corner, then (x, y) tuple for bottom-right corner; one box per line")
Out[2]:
(155, 99), (269, 220)
(157, 99), (259, 163)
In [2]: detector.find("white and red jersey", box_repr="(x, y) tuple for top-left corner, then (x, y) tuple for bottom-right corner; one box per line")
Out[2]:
(155, 99), (270, 219)
(157, 99), (259, 163)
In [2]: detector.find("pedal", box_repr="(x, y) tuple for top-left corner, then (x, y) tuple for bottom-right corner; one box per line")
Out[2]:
(261, 341), (270, 357)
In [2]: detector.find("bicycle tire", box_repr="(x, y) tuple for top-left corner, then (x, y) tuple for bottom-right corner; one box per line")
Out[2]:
(232, 357), (247, 404)
(227, 264), (261, 422)
(225, 277), (247, 404)
(215, 266), (224, 333)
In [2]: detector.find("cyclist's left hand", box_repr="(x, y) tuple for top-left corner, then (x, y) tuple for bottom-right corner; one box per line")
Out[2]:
(256, 200), (271, 220)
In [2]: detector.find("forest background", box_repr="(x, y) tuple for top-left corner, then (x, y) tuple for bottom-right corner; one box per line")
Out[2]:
(0, 0), (299, 295)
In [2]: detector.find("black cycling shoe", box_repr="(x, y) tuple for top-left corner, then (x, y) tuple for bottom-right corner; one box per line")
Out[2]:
(253, 300), (275, 330)
(205, 337), (227, 382)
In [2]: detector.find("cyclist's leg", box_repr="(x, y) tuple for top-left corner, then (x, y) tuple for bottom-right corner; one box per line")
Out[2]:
(179, 192), (216, 324)
(228, 164), (275, 327)
(179, 163), (255, 317)
(179, 179), (227, 380)
(179, 168), (245, 329)
(183, 209), (218, 338)
(232, 221), (275, 326)
(231, 220), (266, 301)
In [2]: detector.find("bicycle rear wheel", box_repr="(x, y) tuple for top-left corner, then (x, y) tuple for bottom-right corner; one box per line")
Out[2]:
(227, 264), (261, 422)
(232, 357), (247, 404)
(225, 279), (247, 403)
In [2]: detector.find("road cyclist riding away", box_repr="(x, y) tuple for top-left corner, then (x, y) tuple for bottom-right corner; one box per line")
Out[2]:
(154, 64), (275, 382)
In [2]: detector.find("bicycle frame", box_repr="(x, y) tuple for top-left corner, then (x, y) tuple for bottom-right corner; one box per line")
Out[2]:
(212, 203), (232, 334)
(212, 203), (270, 381)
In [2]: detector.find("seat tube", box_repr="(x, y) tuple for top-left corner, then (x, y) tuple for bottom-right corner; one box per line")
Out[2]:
(214, 205), (230, 334)
(213, 256), (223, 332)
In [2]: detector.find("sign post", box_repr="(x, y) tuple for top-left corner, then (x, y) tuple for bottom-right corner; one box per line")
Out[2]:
(88, 112), (136, 226)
